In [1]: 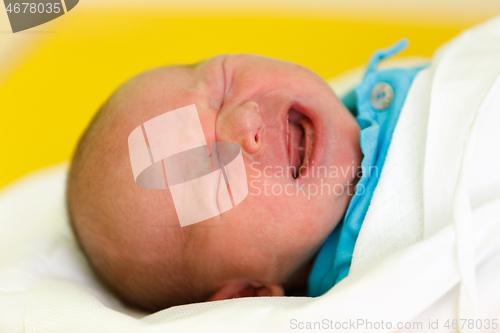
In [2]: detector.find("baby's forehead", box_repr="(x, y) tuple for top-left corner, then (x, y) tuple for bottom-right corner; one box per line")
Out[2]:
(113, 54), (301, 119)
(104, 70), (196, 157)
(116, 66), (198, 104)
(113, 65), (225, 121)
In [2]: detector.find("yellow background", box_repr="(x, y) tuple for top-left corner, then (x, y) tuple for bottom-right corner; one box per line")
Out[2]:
(0, 9), (483, 188)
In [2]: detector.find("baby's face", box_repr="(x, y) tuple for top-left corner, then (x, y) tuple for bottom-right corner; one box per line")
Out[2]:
(71, 54), (361, 308)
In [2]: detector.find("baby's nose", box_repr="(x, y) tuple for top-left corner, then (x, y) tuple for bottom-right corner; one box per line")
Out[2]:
(216, 101), (263, 154)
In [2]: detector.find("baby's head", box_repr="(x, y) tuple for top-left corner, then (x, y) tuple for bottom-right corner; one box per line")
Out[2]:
(67, 54), (361, 311)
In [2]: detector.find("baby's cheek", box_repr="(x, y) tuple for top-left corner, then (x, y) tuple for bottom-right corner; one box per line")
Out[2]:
(242, 161), (344, 250)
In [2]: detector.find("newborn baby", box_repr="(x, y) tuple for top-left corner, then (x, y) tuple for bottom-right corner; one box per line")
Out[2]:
(67, 54), (362, 312)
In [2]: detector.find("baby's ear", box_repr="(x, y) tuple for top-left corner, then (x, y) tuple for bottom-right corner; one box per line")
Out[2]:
(208, 280), (284, 301)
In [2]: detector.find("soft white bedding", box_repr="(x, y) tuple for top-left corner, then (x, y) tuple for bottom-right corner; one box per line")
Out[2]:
(2, 16), (500, 333)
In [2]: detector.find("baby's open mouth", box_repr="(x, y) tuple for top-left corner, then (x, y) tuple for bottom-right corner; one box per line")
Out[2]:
(287, 108), (315, 179)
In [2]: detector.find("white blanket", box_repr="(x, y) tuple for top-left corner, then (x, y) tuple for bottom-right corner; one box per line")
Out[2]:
(1, 16), (500, 333)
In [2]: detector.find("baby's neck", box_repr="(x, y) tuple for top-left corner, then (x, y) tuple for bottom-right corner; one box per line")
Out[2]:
(283, 253), (317, 296)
